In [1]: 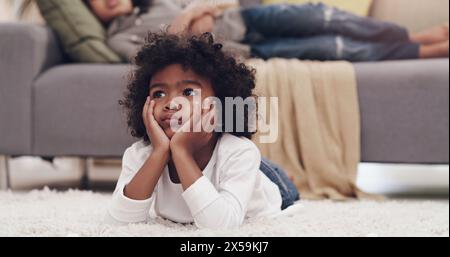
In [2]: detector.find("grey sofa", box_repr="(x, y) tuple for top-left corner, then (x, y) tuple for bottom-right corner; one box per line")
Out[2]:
(0, 1), (449, 189)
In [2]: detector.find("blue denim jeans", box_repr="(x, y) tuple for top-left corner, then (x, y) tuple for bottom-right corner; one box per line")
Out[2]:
(260, 157), (300, 210)
(240, 3), (420, 61)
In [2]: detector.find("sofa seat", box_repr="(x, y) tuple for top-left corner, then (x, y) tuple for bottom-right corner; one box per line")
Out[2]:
(29, 58), (449, 163)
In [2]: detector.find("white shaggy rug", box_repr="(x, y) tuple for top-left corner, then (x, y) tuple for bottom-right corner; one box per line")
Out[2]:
(0, 188), (448, 237)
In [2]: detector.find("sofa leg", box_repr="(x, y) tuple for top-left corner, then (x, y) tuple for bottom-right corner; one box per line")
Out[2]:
(0, 155), (11, 190)
(80, 158), (90, 190)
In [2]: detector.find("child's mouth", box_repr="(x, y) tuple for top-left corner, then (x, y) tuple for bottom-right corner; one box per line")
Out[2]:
(160, 117), (182, 129)
(160, 118), (173, 127)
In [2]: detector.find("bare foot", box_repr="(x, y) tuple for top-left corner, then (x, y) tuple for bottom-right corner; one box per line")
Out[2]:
(419, 40), (449, 58)
(411, 23), (449, 45)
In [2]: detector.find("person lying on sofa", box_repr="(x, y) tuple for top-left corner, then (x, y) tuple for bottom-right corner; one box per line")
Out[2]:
(82, 0), (449, 62)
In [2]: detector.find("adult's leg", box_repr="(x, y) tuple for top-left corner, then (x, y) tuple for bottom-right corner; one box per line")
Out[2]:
(323, 4), (411, 42)
(241, 3), (410, 43)
(250, 35), (420, 61)
(260, 157), (300, 210)
(241, 3), (328, 42)
(251, 35), (339, 60)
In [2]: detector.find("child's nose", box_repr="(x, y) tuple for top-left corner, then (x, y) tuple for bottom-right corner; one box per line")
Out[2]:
(164, 99), (181, 111)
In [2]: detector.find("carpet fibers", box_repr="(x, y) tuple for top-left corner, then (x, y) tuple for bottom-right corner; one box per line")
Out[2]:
(0, 188), (448, 237)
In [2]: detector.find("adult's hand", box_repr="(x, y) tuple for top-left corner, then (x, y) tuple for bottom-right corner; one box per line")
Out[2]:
(190, 14), (216, 35)
(168, 3), (221, 34)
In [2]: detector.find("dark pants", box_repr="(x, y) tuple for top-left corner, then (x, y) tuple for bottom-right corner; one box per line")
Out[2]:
(241, 3), (420, 61)
(260, 157), (299, 210)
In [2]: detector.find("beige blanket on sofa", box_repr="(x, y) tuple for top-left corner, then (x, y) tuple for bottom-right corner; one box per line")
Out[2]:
(247, 59), (373, 200)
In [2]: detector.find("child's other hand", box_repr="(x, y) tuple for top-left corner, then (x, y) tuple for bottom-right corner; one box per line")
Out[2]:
(143, 97), (170, 153)
(170, 102), (216, 155)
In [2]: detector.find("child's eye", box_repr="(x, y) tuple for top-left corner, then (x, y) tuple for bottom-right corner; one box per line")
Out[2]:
(151, 91), (166, 99)
(183, 88), (197, 97)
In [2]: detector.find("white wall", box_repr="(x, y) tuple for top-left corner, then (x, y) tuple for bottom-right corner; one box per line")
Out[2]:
(0, 0), (16, 21)
(371, 0), (449, 32)
(0, 0), (44, 23)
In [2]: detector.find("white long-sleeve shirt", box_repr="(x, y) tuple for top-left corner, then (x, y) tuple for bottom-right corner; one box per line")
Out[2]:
(106, 133), (282, 229)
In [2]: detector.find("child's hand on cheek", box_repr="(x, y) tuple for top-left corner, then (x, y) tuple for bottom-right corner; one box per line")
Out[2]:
(143, 97), (170, 154)
(170, 104), (216, 156)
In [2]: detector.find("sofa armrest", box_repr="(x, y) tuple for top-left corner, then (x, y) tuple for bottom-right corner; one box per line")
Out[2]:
(0, 23), (64, 155)
(355, 59), (449, 164)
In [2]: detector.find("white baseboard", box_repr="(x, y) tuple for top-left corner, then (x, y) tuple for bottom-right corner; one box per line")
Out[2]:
(357, 163), (449, 195)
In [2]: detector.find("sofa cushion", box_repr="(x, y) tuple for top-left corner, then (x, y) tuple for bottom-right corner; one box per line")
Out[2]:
(36, 0), (122, 63)
(33, 64), (134, 156)
(262, 0), (373, 16)
(31, 59), (449, 163)
(355, 59), (449, 164)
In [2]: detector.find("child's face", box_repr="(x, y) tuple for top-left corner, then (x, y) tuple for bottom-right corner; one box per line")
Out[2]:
(149, 64), (216, 139)
(87, 0), (133, 23)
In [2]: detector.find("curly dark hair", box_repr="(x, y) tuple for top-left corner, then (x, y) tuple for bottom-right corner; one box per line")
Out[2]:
(119, 32), (257, 143)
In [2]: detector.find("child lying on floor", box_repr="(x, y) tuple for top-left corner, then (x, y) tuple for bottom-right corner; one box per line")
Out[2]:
(105, 32), (299, 229)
